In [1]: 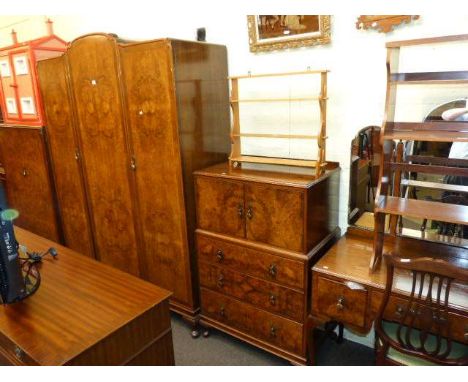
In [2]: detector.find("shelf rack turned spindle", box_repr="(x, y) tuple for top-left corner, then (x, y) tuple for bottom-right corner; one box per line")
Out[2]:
(371, 34), (468, 272)
(228, 69), (329, 177)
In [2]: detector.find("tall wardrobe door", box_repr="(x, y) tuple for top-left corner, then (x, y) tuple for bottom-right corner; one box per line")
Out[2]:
(67, 35), (140, 275)
(0, 127), (60, 241)
(120, 42), (192, 305)
(37, 56), (95, 258)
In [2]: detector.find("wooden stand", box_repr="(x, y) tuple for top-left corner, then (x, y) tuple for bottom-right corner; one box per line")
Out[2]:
(229, 70), (328, 178)
(371, 34), (468, 271)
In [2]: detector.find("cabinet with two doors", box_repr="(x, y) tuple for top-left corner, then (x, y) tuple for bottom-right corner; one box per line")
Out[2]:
(194, 162), (341, 365)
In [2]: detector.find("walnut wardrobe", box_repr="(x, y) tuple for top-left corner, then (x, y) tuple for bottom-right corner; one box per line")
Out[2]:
(37, 33), (230, 324)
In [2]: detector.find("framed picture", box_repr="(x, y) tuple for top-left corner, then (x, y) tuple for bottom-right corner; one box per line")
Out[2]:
(247, 15), (331, 53)
(13, 55), (28, 75)
(20, 97), (35, 115)
(0, 60), (10, 77)
(6, 98), (17, 114)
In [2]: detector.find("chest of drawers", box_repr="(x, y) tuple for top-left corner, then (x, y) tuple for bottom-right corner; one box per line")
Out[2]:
(194, 162), (340, 365)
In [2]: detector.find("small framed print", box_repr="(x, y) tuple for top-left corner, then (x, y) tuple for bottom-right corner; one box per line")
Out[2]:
(6, 98), (17, 114)
(0, 60), (11, 77)
(13, 56), (28, 75)
(20, 97), (35, 115)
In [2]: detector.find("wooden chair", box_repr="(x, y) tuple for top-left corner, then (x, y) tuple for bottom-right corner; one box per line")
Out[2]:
(375, 253), (468, 365)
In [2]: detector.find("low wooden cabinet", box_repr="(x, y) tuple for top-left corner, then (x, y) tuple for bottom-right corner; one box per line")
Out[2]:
(195, 162), (340, 365)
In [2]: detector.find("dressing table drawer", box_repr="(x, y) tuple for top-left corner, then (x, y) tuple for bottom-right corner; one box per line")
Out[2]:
(313, 276), (368, 328)
(199, 262), (304, 322)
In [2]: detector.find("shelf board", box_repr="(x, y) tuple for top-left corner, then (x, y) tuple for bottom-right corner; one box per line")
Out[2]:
(401, 179), (468, 193)
(386, 34), (468, 48)
(230, 97), (322, 103)
(390, 71), (468, 84)
(232, 133), (319, 139)
(375, 196), (468, 225)
(383, 123), (468, 142)
(229, 69), (328, 80)
(389, 236), (468, 270)
(230, 155), (320, 168)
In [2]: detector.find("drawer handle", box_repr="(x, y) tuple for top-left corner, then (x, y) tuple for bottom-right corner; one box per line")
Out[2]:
(216, 249), (224, 262)
(268, 263), (277, 277)
(237, 204), (244, 218)
(74, 149), (80, 161)
(21, 168), (28, 177)
(336, 296), (345, 311)
(219, 306), (225, 317)
(14, 346), (24, 360)
(246, 206), (253, 220)
(217, 274), (224, 288)
(269, 293), (277, 306)
(270, 325), (277, 338)
(395, 305), (404, 318)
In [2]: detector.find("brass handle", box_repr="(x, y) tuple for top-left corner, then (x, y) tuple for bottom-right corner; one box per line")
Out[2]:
(237, 204), (244, 218)
(270, 325), (277, 338)
(336, 296), (345, 311)
(269, 263), (277, 277)
(74, 149), (80, 161)
(130, 156), (137, 171)
(246, 206), (253, 220)
(395, 305), (404, 317)
(219, 306), (225, 317)
(216, 249), (224, 262)
(14, 346), (24, 360)
(21, 168), (28, 177)
(217, 274), (224, 288)
(269, 293), (277, 306)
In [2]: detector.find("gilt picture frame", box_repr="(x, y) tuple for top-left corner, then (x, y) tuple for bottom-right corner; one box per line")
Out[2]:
(247, 15), (331, 53)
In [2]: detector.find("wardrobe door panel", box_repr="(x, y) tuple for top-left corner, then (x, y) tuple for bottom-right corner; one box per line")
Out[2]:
(120, 42), (192, 305)
(68, 35), (139, 275)
(37, 56), (95, 258)
(0, 127), (59, 241)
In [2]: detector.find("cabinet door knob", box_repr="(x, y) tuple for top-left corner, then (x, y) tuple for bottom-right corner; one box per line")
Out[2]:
(74, 149), (80, 161)
(130, 156), (137, 171)
(268, 263), (277, 277)
(219, 306), (225, 317)
(237, 204), (244, 218)
(217, 274), (224, 288)
(246, 206), (253, 220)
(336, 296), (345, 311)
(21, 168), (28, 177)
(269, 293), (277, 306)
(395, 305), (404, 317)
(216, 249), (224, 262)
(270, 325), (277, 338)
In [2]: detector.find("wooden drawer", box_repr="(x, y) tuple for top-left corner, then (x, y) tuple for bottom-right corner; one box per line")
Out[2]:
(197, 233), (304, 290)
(0, 335), (33, 365)
(313, 277), (368, 328)
(370, 291), (468, 344)
(201, 288), (303, 355)
(199, 262), (304, 322)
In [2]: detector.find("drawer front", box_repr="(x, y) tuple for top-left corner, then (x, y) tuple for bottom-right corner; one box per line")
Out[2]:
(199, 262), (304, 322)
(371, 291), (468, 344)
(0, 336), (33, 365)
(201, 288), (303, 355)
(314, 277), (368, 328)
(245, 183), (305, 252)
(197, 233), (304, 290)
(195, 176), (245, 238)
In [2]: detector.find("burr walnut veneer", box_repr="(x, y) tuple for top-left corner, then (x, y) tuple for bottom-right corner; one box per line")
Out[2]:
(309, 229), (468, 364)
(194, 162), (341, 365)
(37, 33), (230, 323)
(0, 227), (174, 366)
